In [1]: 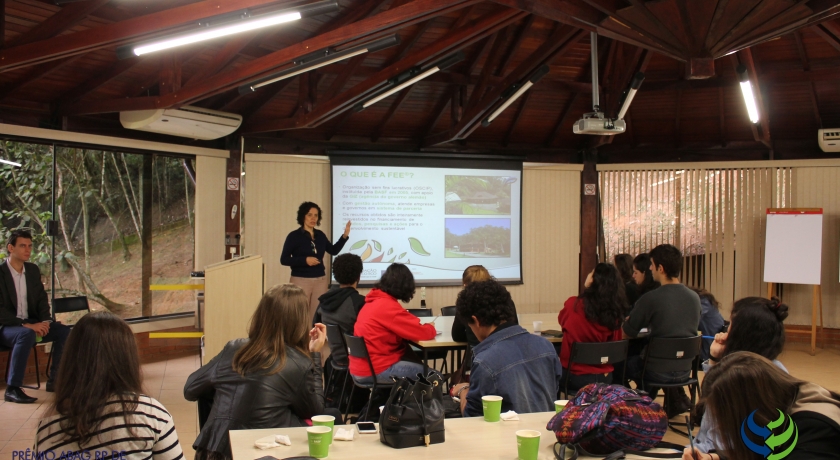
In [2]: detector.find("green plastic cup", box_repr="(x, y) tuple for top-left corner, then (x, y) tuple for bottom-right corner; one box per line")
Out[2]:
(555, 399), (569, 413)
(307, 426), (331, 458)
(312, 415), (335, 444)
(516, 430), (541, 460)
(35, 335), (43, 343)
(482, 395), (503, 422)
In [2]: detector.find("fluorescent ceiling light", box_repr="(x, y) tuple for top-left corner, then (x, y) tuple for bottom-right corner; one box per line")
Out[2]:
(239, 35), (400, 94)
(0, 159), (22, 168)
(356, 52), (465, 111)
(482, 65), (550, 127)
(737, 64), (760, 124)
(118, 1), (339, 59)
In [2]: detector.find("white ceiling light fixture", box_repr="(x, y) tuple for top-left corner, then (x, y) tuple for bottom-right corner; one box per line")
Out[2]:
(117, 0), (339, 59)
(355, 51), (466, 111)
(239, 35), (400, 94)
(736, 64), (760, 124)
(481, 65), (550, 127)
(0, 159), (22, 168)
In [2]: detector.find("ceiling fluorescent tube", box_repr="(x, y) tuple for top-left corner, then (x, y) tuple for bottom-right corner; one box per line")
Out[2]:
(355, 51), (465, 110)
(736, 64), (760, 124)
(118, 0), (339, 59)
(0, 159), (23, 168)
(482, 65), (550, 127)
(616, 71), (645, 120)
(238, 35), (400, 94)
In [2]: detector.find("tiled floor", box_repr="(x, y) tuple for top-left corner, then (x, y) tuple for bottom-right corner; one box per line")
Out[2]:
(2, 343), (839, 456)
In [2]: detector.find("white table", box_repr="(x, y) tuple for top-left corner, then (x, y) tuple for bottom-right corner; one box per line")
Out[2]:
(228, 411), (683, 460)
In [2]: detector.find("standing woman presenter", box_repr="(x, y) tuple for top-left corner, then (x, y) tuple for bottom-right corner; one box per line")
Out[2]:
(281, 202), (351, 318)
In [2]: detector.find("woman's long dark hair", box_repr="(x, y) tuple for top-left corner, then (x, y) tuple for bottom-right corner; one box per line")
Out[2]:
(633, 253), (659, 295)
(51, 311), (143, 446)
(613, 254), (634, 284)
(702, 352), (840, 460)
(723, 296), (788, 361)
(580, 263), (628, 330)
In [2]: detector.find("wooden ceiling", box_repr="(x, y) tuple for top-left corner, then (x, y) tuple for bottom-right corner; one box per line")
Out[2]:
(2, 0), (840, 163)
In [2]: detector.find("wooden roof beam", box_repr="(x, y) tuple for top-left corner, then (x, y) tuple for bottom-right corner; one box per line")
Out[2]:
(0, 0), (289, 72)
(53, 57), (142, 107)
(0, 55), (84, 101)
(811, 23), (840, 54)
(425, 27), (587, 146)
(502, 90), (530, 146)
(544, 92), (579, 148)
(7, 0), (111, 48)
(370, 85), (414, 142)
(242, 7), (525, 133)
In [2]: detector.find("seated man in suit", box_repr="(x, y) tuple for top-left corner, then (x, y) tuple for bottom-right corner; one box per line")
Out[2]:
(450, 280), (563, 416)
(1, 229), (70, 403)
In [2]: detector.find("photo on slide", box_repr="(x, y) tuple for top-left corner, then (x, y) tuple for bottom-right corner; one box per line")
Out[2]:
(445, 218), (511, 258)
(444, 175), (515, 215)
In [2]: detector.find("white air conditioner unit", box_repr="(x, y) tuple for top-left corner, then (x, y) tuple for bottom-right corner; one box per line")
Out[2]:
(818, 128), (840, 152)
(120, 106), (242, 140)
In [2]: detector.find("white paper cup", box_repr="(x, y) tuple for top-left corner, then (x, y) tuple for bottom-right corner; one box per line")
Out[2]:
(533, 321), (543, 332)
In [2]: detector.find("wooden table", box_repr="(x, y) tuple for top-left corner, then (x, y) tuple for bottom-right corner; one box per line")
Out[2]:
(228, 411), (683, 460)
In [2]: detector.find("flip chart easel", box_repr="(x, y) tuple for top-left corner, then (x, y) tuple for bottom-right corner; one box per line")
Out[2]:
(764, 208), (824, 355)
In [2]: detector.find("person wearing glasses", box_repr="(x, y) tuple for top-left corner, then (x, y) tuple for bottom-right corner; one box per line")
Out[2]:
(281, 202), (351, 318)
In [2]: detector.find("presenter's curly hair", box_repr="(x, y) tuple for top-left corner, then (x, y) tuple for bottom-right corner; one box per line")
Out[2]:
(456, 280), (515, 327)
(375, 263), (415, 302)
(296, 202), (322, 226)
(333, 253), (363, 285)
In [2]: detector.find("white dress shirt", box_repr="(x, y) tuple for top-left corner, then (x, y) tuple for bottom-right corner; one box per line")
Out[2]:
(8, 262), (28, 320)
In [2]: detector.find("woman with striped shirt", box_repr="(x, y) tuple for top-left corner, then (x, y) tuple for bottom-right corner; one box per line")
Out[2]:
(35, 311), (183, 460)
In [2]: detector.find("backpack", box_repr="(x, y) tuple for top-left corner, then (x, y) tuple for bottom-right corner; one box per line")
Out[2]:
(546, 383), (670, 455)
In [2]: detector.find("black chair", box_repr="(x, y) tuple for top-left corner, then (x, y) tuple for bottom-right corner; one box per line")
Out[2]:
(562, 340), (629, 398)
(407, 308), (433, 317)
(1, 343), (41, 390)
(639, 336), (702, 437)
(324, 324), (351, 413)
(344, 334), (396, 422)
(46, 296), (91, 378)
(440, 306), (457, 317)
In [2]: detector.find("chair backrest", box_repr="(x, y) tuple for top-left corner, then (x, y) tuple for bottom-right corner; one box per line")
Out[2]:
(644, 336), (702, 373)
(325, 324), (349, 366)
(344, 333), (376, 377)
(569, 340), (629, 366)
(440, 306), (457, 317)
(52, 296), (90, 316)
(407, 308), (433, 317)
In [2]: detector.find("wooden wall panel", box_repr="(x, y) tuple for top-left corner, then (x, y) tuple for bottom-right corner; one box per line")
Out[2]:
(243, 157), (582, 316)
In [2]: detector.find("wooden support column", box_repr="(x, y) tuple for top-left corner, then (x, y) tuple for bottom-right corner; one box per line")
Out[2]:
(225, 148), (242, 260)
(579, 151), (598, 293)
(141, 154), (153, 317)
(0, 0), (5, 49)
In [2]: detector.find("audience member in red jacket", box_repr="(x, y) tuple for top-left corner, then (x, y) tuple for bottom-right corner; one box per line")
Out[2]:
(558, 263), (628, 393)
(349, 264), (436, 384)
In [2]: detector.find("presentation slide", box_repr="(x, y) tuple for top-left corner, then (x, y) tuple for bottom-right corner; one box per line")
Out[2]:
(332, 164), (522, 285)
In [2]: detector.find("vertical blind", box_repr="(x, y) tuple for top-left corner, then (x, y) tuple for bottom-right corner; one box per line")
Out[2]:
(599, 166), (793, 313)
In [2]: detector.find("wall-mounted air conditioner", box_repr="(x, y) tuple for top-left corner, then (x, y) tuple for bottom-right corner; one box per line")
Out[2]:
(120, 106), (242, 140)
(818, 128), (840, 153)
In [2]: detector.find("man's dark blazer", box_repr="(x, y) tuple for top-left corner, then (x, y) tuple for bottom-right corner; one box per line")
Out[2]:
(0, 260), (51, 327)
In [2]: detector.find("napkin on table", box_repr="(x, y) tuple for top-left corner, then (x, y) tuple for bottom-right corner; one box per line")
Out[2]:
(334, 427), (357, 441)
(500, 410), (520, 421)
(254, 434), (292, 449)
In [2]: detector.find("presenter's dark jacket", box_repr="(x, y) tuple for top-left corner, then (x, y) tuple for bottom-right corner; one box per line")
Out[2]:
(184, 339), (326, 457)
(280, 228), (348, 278)
(0, 260), (51, 328)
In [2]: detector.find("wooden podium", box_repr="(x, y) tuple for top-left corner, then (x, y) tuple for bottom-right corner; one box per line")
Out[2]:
(204, 255), (265, 363)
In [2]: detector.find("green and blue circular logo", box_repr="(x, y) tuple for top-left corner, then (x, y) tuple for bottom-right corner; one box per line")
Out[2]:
(741, 409), (798, 460)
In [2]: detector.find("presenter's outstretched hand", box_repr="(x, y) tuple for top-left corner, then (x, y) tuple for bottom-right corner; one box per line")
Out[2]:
(306, 257), (320, 266)
(343, 220), (352, 238)
(309, 323), (327, 352)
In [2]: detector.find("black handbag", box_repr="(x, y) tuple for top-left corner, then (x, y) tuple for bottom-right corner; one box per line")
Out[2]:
(378, 371), (446, 448)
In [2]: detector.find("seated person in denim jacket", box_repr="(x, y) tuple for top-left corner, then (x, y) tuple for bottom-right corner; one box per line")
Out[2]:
(450, 280), (563, 416)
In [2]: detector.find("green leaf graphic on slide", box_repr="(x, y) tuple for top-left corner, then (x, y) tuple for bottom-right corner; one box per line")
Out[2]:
(408, 237), (430, 256)
(350, 240), (367, 250)
(388, 248), (393, 255)
(373, 240), (382, 251)
(398, 252), (407, 259)
(386, 256), (396, 263)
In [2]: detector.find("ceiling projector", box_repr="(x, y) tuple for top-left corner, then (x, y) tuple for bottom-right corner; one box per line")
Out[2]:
(574, 113), (626, 135)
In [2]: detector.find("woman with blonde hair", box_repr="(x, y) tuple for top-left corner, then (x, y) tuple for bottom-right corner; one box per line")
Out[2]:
(185, 284), (335, 460)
